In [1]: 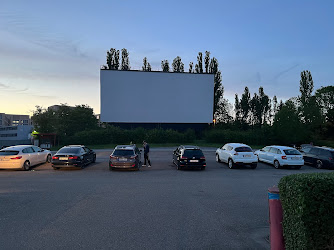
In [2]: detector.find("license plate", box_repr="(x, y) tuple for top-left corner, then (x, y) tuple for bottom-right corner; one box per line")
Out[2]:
(190, 160), (199, 162)
(243, 155), (251, 157)
(291, 157), (299, 160)
(59, 157), (68, 160)
(119, 158), (127, 162)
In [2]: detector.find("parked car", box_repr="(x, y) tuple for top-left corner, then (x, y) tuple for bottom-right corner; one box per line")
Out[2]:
(254, 146), (304, 169)
(51, 145), (96, 170)
(302, 146), (334, 169)
(109, 145), (141, 171)
(0, 145), (51, 170)
(173, 145), (206, 170)
(216, 143), (257, 169)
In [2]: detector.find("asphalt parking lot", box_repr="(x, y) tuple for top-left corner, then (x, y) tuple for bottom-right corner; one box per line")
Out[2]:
(0, 148), (331, 250)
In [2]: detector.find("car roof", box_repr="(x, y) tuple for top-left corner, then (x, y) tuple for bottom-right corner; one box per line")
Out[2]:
(226, 143), (250, 148)
(319, 146), (334, 152)
(267, 145), (297, 150)
(181, 145), (201, 150)
(66, 145), (84, 147)
(0, 145), (34, 151)
(115, 145), (136, 150)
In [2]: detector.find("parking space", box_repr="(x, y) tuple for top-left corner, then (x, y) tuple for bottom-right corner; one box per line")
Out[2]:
(0, 148), (331, 249)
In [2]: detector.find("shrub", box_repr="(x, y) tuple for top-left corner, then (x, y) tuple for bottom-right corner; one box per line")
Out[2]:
(278, 173), (334, 249)
(59, 126), (196, 145)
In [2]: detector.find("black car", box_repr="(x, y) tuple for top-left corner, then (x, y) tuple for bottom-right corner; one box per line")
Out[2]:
(51, 145), (96, 170)
(173, 145), (206, 170)
(109, 145), (141, 171)
(302, 146), (334, 169)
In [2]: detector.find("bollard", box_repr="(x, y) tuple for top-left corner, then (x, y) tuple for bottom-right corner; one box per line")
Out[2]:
(268, 186), (285, 250)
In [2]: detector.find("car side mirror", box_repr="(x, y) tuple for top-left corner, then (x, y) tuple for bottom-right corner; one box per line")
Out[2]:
(41, 149), (45, 152)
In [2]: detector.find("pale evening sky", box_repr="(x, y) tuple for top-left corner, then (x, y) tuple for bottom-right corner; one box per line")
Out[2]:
(0, 0), (333, 115)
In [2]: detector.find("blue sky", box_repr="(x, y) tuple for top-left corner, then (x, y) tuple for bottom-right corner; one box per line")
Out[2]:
(0, 0), (333, 115)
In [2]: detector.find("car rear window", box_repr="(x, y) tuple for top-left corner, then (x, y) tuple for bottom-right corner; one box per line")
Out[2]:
(235, 147), (252, 152)
(58, 148), (81, 154)
(112, 149), (134, 156)
(0, 150), (19, 156)
(183, 149), (204, 157)
(283, 149), (301, 155)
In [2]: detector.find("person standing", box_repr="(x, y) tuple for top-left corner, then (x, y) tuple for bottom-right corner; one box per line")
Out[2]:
(142, 140), (151, 167)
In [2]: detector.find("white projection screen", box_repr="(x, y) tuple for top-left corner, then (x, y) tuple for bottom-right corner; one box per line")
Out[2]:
(100, 70), (214, 123)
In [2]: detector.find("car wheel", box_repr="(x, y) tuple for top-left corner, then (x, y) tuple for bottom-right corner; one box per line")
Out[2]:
(316, 160), (323, 169)
(109, 166), (113, 171)
(294, 165), (302, 170)
(228, 158), (235, 169)
(46, 154), (52, 163)
(216, 154), (221, 163)
(274, 160), (280, 169)
(201, 166), (206, 170)
(23, 161), (30, 171)
(251, 163), (257, 169)
(92, 155), (96, 163)
(53, 167), (60, 170)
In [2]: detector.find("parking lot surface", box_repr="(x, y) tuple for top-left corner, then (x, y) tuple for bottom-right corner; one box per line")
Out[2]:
(0, 148), (330, 249)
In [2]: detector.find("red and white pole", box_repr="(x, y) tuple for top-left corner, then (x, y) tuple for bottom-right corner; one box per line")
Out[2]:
(268, 186), (285, 250)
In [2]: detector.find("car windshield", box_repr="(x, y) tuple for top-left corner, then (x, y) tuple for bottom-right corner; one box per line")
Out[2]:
(235, 147), (252, 152)
(283, 149), (301, 155)
(0, 150), (19, 156)
(58, 148), (81, 154)
(113, 149), (134, 156)
(183, 149), (204, 157)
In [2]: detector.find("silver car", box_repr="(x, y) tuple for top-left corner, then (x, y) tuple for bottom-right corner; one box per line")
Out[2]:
(0, 145), (52, 170)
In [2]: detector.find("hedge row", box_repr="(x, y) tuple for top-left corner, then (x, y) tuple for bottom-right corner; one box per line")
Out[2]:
(61, 126), (196, 145)
(278, 173), (334, 249)
(204, 128), (273, 145)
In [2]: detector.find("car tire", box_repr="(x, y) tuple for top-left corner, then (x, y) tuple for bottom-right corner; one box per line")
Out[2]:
(201, 166), (206, 170)
(23, 161), (30, 171)
(46, 154), (52, 163)
(274, 160), (280, 169)
(228, 158), (235, 169)
(109, 166), (113, 171)
(53, 167), (60, 170)
(216, 154), (221, 163)
(294, 165), (302, 170)
(92, 155), (96, 163)
(316, 160), (323, 169)
(251, 163), (257, 169)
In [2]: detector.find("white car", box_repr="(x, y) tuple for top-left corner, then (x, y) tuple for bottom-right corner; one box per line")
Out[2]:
(0, 145), (52, 170)
(254, 145), (304, 169)
(215, 143), (258, 169)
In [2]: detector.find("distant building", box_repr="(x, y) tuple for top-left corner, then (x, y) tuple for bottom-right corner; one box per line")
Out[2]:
(0, 113), (32, 127)
(0, 113), (33, 147)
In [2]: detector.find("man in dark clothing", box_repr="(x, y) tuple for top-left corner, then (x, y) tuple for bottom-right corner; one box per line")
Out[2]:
(143, 141), (151, 167)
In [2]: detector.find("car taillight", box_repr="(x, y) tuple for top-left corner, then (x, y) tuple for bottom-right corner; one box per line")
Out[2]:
(329, 157), (333, 161)
(130, 155), (136, 159)
(131, 164), (135, 167)
(52, 156), (59, 160)
(180, 156), (187, 160)
(282, 156), (287, 160)
(200, 157), (205, 160)
(110, 155), (117, 159)
(69, 156), (78, 160)
(10, 156), (22, 160)
(234, 152), (239, 155)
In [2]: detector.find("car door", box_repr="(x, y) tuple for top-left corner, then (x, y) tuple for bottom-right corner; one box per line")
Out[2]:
(32, 146), (44, 163)
(25, 147), (37, 165)
(304, 148), (319, 165)
(267, 147), (277, 164)
(219, 145), (229, 162)
(258, 147), (269, 162)
(84, 147), (93, 162)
